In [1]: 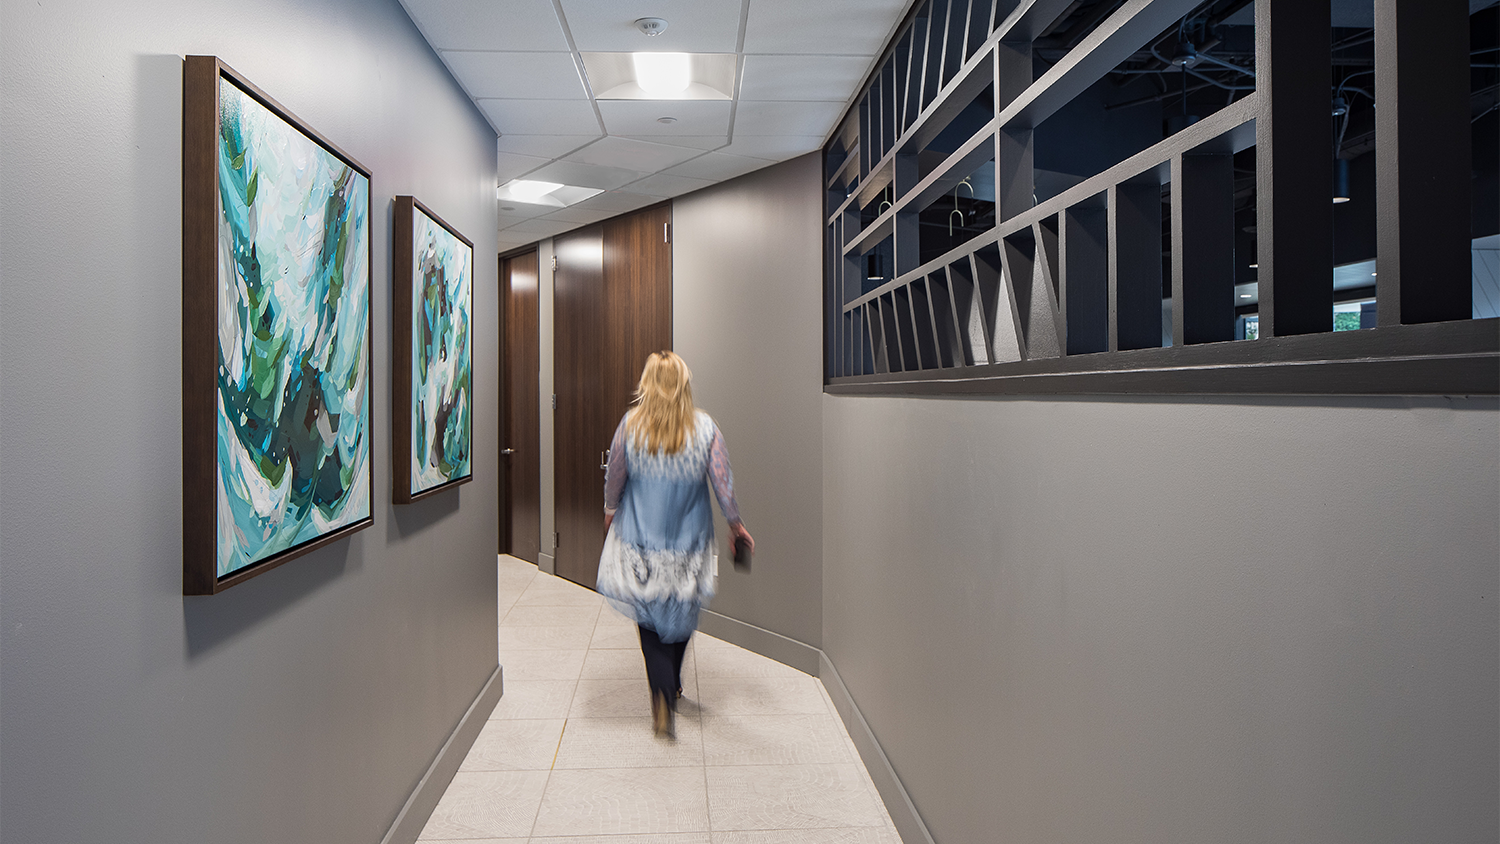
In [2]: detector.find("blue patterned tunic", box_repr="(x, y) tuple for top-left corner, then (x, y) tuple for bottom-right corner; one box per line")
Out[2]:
(597, 409), (740, 643)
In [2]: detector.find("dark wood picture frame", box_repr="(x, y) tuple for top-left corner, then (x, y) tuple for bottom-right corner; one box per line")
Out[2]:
(183, 56), (374, 595)
(392, 196), (475, 504)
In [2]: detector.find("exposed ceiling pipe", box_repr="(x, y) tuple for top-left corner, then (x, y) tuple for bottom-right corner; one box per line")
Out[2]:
(1133, 0), (1254, 72)
(1103, 80), (1216, 111)
(1194, 51), (1255, 78)
(1185, 66), (1254, 90)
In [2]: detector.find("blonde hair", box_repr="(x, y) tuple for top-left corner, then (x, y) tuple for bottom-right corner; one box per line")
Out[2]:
(626, 351), (695, 455)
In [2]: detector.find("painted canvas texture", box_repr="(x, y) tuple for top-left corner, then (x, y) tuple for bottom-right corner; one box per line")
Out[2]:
(214, 79), (371, 578)
(409, 209), (473, 493)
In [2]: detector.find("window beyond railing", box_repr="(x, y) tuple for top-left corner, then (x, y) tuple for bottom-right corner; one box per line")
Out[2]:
(823, 0), (1499, 396)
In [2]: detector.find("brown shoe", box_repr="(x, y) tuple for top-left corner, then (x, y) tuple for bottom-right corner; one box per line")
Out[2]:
(651, 691), (675, 739)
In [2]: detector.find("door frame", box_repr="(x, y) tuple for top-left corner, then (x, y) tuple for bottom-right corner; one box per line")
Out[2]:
(499, 244), (541, 561)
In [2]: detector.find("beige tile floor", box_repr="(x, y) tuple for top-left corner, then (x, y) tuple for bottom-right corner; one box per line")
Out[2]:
(418, 555), (903, 844)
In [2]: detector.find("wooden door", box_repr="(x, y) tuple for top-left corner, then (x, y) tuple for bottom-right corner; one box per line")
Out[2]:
(604, 204), (674, 424)
(553, 225), (609, 587)
(500, 250), (540, 562)
(553, 205), (673, 589)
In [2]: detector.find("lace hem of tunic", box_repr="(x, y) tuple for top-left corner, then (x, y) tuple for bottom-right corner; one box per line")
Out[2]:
(596, 531), (715, 643)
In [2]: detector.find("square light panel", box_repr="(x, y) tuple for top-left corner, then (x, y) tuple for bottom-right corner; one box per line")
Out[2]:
(497, 178), (604, 208)
(581, 52), (737, 100)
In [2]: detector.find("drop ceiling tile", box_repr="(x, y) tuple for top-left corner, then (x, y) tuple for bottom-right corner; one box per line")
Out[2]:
(543, 206), (619, 225)
(719, 135), (825, 160)
(497, 152), (552, 182)
(400, 0), (570, 51)
(526, 159), (650, 191)
(497, 230), (540, 248)
(627, 172), (716, 198)
(479, 99), (602, 136)
(497, 134), (602, 158)
(564, 136), (702, 173)
(742, 0), (908, 55)
(733, 101), (843, 136)
(739, 54), (875, 102)
(507, 218), (584, 238)
(621, 134), (728, 151)
(570, 191), (661, 213)
(559, 0), (741, 52)
(495, 206), (553, 225)
(664, 151), (772, 182)
(599, 100), (732, 136)
(441, 51), (588, 100)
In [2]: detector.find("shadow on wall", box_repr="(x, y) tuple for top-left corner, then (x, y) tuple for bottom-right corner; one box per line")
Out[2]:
(387, 488), (462, 542)
(181, 537), (358, 659)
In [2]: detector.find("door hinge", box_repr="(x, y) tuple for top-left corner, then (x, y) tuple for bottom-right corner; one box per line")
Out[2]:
(553, 532), (560, 550)
(551, 255), (557, 270)
(551, 393), (557, 409)
(663, 222), (671, 243)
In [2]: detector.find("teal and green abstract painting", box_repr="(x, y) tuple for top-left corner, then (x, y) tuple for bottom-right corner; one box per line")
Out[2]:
(409, 208), (472, 494)
(215, 80), (371, 578)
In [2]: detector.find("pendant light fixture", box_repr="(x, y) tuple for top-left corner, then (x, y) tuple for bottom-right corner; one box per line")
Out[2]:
(1333, 158), (1351, 204)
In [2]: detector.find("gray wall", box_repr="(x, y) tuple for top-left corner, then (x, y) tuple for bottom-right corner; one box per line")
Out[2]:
(0, 2), (500, 842)
(823, 394), (1499, 843)
(672, 154), (826, 649)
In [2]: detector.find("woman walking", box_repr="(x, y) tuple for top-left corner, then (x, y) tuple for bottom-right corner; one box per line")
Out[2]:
(597, 351), (753, 738)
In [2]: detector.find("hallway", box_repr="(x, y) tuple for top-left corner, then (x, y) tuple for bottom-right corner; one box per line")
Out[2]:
(417, 555), (901, 842)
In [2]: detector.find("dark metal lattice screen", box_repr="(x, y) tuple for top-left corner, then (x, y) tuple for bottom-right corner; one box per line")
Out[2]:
(823, 0), (1498, 395)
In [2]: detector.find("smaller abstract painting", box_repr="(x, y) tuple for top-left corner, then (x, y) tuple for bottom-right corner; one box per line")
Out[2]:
(393, 197), (473, 503)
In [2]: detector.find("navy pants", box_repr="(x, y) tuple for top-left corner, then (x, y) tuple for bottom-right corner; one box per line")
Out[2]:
(638, 624), (688, 709)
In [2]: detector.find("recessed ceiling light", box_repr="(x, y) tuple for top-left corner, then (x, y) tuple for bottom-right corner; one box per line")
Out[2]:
(508, 180), (563, 202)
(580, 52), (736, 100)
(1248, 262), (1258, 268)
(1239, 293), (1252, 299)
(657, 116), (677, 124)
(633, 52), (690, 96)
(1371, 271), (1377, 276)
(497, 179), (603, 208)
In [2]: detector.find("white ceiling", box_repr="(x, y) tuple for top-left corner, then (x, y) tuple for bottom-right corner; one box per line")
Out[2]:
(397, 0), (914, 248)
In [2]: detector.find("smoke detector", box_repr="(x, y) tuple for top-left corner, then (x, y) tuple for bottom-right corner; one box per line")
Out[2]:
(635, 17), (668, 36)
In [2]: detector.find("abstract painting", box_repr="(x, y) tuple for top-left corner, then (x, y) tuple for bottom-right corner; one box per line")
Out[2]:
(183, 57), (373, 594)
(392, 197), (473, 502)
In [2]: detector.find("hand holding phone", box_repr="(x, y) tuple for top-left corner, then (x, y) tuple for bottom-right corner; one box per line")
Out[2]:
(730, 523), (753, 572)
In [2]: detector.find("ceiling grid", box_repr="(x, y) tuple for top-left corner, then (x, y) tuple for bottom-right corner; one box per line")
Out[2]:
(397, 0), (916, 246)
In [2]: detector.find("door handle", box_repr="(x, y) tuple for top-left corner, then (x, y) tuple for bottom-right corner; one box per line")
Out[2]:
(502, 448), (515, 455)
